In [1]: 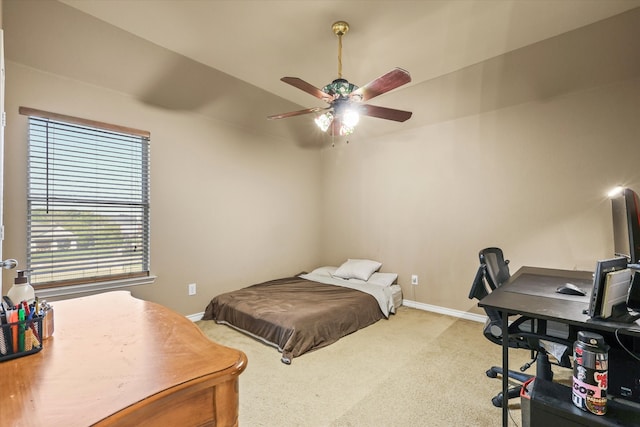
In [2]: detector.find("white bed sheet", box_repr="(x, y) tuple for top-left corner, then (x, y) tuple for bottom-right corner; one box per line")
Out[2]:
(299, 268), (398, 317)
(390, 284), (403, 310)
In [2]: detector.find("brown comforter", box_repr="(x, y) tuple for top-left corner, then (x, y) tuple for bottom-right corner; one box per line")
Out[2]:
(203, 276), (385, 363)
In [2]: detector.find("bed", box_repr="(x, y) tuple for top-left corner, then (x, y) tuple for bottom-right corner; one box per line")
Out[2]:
(203, 261), (402, 364)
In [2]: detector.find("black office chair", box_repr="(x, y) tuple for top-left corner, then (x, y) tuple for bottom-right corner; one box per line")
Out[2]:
(469, 247), (574, 407)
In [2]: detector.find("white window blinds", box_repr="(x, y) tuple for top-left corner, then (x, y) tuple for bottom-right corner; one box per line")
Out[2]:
(22, 107), (150, 287)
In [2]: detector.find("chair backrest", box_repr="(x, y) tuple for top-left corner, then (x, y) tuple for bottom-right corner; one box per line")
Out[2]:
(479, 247), (510, 289)
(469, 247), (511, 342)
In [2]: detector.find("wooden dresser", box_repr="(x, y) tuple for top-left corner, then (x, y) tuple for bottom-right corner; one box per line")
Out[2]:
(0, 291), (247, 426)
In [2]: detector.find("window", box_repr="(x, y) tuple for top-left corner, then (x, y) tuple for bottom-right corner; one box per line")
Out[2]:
(20, 107), (151, 291)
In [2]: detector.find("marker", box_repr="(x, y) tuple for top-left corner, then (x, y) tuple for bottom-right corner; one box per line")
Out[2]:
(10, 310), (18, 353)
(18, 308), (25, 352)
(0, 312), (7, 355)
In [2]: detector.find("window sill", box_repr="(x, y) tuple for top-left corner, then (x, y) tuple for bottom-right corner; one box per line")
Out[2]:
(34, 275), (157, 299)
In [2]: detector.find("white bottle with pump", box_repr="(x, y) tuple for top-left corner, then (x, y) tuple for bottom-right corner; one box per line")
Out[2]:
(7, 270), (35, 305)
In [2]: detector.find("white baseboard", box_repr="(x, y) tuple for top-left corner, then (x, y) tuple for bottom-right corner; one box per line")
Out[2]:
(402, 299), (487, 323)
(188, 303), (486, 324)
(186, 312), (204, 322)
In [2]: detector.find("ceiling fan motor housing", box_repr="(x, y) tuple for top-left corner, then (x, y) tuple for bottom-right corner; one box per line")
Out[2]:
(332, 97), (359, 116)
(322, 78), (359, 99)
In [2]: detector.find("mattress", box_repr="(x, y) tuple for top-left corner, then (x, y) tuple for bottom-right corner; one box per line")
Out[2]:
(204, 275), (385, 363)
(390, 284), (403, 310)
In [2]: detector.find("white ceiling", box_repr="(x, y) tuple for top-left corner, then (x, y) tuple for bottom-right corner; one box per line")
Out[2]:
(6, 0), (638, 144)
(59, 0), (640, 107)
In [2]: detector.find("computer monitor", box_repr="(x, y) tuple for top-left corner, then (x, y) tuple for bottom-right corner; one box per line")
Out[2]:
(611, 187), (640, 266)
(627, 271), (640, 312)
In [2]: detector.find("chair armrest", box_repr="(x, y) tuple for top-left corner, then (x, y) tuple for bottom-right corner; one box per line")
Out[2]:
(469, 265), (488, 300)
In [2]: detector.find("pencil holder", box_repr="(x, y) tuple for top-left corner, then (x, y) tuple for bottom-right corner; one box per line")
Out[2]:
(0, 316), (43, 362)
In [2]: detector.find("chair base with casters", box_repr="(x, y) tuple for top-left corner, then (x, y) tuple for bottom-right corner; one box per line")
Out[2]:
(469, 247), (574, 408)
(486, 352), (555, 407)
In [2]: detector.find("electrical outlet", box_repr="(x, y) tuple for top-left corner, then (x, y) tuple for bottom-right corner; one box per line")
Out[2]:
(411, 275), (418, 285)
(188, 283), (197, 296)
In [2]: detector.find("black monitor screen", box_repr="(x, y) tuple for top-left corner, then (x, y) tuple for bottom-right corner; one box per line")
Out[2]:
(611, 187), (640, 265)
(628, 271), (640, 312)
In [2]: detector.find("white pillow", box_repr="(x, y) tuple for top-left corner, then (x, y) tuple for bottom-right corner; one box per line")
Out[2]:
(367, 272), (398, 287)
(333, 259), (382, 281)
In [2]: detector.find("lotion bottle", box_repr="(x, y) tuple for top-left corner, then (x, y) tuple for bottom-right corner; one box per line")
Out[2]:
(7, 270), (35, 305)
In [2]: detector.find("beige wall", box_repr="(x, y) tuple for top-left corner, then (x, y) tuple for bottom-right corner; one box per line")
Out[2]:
(2, 62), (322, 315)
(319, 77), (640, 314)
(2, 1), (640, 318)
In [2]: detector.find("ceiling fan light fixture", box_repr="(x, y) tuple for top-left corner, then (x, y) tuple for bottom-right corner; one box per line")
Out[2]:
(315, 106), (359, 135)
(339, 123), (356, 136)
(315, 111), (334, 132)
(342, 108), (360, 128)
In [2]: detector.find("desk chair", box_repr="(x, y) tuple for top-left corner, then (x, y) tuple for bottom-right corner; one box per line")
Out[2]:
(469, 247), (574, 407)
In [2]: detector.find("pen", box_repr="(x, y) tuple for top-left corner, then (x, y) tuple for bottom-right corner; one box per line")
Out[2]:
(22, 301), (40, 343)
(2, 295), (14, 310)
(22, 301), (30, 316)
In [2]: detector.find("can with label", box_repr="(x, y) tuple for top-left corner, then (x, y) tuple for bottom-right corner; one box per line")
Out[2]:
(572, 331), (609, 415)
(40, 300), (54, 339)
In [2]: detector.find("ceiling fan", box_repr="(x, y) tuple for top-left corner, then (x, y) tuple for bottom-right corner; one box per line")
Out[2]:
(268, 21), (412, 137)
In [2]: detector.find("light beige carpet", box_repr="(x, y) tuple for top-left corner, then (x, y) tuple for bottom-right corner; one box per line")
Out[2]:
(197, 307), (570, 426)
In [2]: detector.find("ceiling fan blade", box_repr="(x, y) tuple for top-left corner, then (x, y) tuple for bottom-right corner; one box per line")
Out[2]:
(281, 77), (333, 102)
(350, 68), (411, 102)
(267, 107), (328, 120)
(359, 104), (412, 122)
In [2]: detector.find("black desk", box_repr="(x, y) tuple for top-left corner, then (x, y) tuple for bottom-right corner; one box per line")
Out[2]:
(478, 266), (640, 427)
